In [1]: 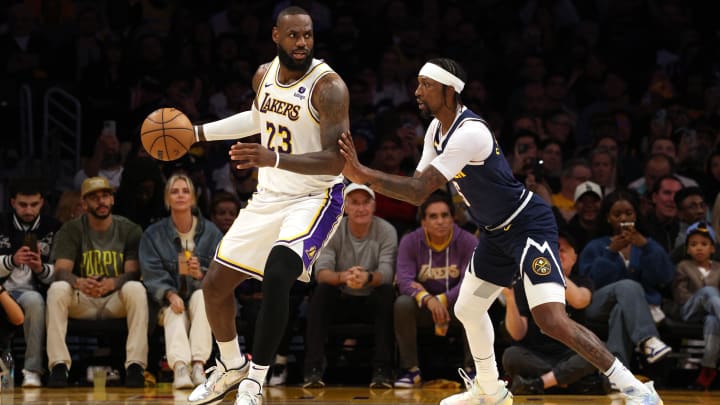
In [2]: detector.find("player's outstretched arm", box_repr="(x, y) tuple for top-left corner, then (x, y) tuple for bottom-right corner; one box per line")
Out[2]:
(193, 63), (271, 142)
(339, 132), (447, 206)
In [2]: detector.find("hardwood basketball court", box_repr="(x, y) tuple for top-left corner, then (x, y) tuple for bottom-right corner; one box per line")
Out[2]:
(2, 386), (717, 404)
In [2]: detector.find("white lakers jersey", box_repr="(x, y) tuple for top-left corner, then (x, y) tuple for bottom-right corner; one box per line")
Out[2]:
(254, 57), (344, 195)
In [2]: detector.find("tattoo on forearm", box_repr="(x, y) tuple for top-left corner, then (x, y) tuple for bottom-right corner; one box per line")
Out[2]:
(367, 166), (448, 205)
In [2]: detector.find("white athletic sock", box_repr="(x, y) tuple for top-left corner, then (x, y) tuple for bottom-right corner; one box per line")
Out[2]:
(468, 313), (500, 395)
(603, 358), (648, 394)
(240, 362), (269, 392)
(217, 337), (245, 369)
(454, 274), (504, 395)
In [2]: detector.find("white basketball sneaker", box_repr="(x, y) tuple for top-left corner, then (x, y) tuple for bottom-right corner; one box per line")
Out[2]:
(440, 369), (513, 405)
(234, 378), (263, 405)
(188, 356), (249, 405)
(623, 381), (664, 405)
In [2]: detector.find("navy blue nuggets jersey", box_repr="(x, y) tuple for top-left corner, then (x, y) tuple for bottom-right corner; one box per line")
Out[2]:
(435, 109), (526, 229)
(417, 107), (564, 290)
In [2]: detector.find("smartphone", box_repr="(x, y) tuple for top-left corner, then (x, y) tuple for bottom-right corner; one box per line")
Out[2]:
(23, 233), (38, 253)
(532, 159), (545, 182)
(620, 222), (635, 231)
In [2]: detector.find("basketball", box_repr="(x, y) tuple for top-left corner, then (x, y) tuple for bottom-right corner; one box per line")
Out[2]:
(140, 108), (194, 161)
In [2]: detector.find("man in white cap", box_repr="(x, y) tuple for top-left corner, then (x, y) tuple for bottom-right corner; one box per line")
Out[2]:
(303, 182), (397, 389)
(46, 176), (148, 388)
(566, 180), (604, 251)
(340, 57), (663, 405)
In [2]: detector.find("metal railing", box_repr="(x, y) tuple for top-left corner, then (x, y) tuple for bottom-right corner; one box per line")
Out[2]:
(19, 84), (33, 160)
(43, 87), (82, 189)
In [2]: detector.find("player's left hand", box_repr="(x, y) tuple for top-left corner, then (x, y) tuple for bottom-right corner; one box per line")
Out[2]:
(338, 132), (367, 184)
(230, 142), (276, 169)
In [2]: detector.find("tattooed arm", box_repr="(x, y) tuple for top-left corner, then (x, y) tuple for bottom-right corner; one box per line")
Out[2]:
(339, 132), (448, 205)
(229, 72), (349, 175)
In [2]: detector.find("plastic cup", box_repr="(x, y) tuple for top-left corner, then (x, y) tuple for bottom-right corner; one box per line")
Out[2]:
(93, 367), (107, 390)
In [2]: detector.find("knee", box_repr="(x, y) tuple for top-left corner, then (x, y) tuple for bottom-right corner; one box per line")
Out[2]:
(203, 262), (249, 299)
(189, 289), (205, 307)
(46, 281), (72, 304)
(163, 307), (185, 325)
(698, 286), (720, 298)
(394, 295), (416, 317)
(265, 246), (302, 284)
(614, 279), (643, 295)
(455, 296), (473, 324)
(501, 346), (521, 375)
(705, 314), (720, 331)
(121, 281), (147, 300)
(532, 307), (571, 341)
(21, 291), (45, 314)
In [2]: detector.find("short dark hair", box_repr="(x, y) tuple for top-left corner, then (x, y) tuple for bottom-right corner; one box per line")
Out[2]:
(651, 174), (682, 195)
(674, 186), (704, 207)
(419, 191), (454, 220)
(211, 191), (241, 214)
(558, 227), (578, 252)
(276, 6), (310, 25)
(8, 177), (46, 198)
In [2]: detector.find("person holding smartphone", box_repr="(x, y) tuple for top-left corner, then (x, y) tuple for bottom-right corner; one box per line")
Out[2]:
(0, 178), (61, 387)
(140, 174), (223, 389)
(578, 189), (675, 367)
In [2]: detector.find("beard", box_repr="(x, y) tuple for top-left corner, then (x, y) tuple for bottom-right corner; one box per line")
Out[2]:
(87, 205), (111, 220)
(277, 45), (313, 72)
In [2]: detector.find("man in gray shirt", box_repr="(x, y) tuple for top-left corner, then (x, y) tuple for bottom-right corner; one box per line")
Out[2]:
(303, 183), (397, 389)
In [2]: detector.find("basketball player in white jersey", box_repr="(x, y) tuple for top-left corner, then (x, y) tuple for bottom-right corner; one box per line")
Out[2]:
(187, 7), (348, 405)
(339, 58), (663, 405)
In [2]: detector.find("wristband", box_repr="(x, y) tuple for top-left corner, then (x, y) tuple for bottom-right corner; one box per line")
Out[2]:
(273, 149), (280, 168)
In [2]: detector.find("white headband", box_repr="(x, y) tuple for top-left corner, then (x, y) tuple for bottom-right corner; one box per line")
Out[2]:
(418, 63), (465, 93)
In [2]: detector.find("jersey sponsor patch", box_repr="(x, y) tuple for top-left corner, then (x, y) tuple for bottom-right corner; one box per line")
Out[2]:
(531, 256), (552, 276)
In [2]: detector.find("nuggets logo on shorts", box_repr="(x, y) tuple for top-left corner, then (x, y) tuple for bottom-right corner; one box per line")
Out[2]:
(531, 257), (552, 276)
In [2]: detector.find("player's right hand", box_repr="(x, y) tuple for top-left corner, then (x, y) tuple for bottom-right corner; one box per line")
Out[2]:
(229, 142), (275, 169)
(338, 131), (367, 184)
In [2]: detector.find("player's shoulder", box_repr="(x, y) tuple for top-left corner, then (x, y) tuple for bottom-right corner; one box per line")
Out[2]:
(251, 61), (275, 92)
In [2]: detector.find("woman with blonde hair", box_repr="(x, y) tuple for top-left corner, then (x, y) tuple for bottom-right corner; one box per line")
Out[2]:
(139, 174), (223, 388)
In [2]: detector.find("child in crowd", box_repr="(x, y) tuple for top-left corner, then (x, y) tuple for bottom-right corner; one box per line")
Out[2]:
(673, 222), (720, 390)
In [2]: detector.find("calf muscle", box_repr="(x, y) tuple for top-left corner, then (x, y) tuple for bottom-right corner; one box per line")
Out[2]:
(203, 261), (249, 341)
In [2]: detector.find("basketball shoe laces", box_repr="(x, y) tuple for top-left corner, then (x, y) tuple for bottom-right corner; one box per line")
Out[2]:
(443, 368), (511, 405)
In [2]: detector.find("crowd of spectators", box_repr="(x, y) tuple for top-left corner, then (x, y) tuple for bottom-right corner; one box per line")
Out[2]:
(1, 0), (720, 392)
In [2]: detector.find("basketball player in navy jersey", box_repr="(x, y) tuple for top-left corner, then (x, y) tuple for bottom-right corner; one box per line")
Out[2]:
(187, 7), (348, 405)
(339, 58), (662, 405)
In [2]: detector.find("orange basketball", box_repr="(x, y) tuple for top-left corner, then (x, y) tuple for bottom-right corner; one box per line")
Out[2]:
(140, 108), (194, 161)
